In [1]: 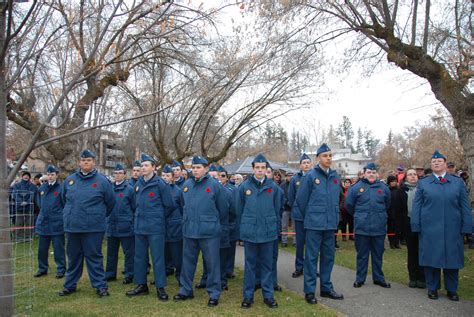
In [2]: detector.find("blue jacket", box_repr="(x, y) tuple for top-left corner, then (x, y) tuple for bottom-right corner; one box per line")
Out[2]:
(224, 183), (239, 241)
(345, 178), (391, 236)
(166, 183), (184, 242)
(11, 179), (38, 211)
(106, 181), (136, 237)
(62, 169), (115, 233)
(288, 171), (305, 221)
(175, 176), (186, 189)
(236, 176), (282, 243)
(129, 177), (139, 187)
(181, 174), (229, 239)
(296, 165), (341, 230)
(134, 174), (175, 235)
(35, 182), (64, 236)
(411, 174), (472, 269)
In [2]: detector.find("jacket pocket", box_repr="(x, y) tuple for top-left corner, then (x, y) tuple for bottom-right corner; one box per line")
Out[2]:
(354, 211), (368, 233)
(198, 214), (218, 236)
(266, 216), (278, 239)
(240, 216), (257, 241)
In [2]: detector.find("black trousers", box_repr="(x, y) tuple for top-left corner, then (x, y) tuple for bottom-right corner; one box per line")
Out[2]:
(405, 229), (425, 282)
(387, 217), (400, 246)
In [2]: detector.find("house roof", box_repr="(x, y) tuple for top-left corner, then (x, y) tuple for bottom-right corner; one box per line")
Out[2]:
(224, 156), (298, 175)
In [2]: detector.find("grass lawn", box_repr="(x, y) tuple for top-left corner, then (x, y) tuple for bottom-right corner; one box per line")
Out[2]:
(281, 235), (474, 301)
(13, 237), (337, 316)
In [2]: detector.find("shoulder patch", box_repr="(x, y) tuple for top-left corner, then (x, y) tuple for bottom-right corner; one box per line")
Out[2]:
(135, 186), (139, 192)
(245, 189), (252, 196)
(314, 178), (320, 185)
(68, 180), (74, 186)
(359, 188), (365, 193)
(296, 181), (301, 186)
(40, 191), (45, 196)
(183, 187), (188, 193)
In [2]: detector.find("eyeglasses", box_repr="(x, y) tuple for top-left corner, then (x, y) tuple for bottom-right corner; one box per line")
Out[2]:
(219, 174), (227, 177)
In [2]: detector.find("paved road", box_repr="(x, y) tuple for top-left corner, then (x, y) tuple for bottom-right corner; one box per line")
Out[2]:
(235, 246), (474, 317)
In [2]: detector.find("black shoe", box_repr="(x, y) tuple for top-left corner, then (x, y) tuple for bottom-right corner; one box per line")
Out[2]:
(282, 243), (288, 247)
(173, 293), (194, 301)
(292, 270), (303, 278)
(320, 290), (344, 300)
(305, 293), (317, 305)
(122, 270), (125, 275)
(34, 271), (47, 278)
(58, 288), (76, 296)
(416, 281), (426, 289)
(335, 243), (340, 249)
(105, 276), (117, 282)
(157, 288), (168, 301)
(208, 298), (219, 307)
(349, 236), (355, 241)
(428, 290), (438, 300)
(166, 269), (175, 277)
(353, 281), (364, 288)
(263, 298), (278, 308)
(195, 283), (206, 289)
(241, 299), (253, 309)
(97, 288), (109, 297)
(447, 291), (459, 301)
(374, 280), (391, 288)
(254, 284), (261, 290)
(225, 273), (235, 279)
(394, 244), (401, 249)
(316, 272), (320, 277)
(274, 285), (282, 292)
(408, 281), (417, 288)
(151, 280), (155, 285)
(126, 284), (149, 297)
(55, 272), (65, 279)
(123, 277), (133, 284)
(222, 285), (228, 291)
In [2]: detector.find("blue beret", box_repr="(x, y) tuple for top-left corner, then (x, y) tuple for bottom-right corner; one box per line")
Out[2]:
(80, 149), (96, 158)
(300, 153), (311, 163)
(46, 165), (59, 174)
(252, 153), (268, 164)
(217, 166), (227, 173)
(209, 164), (218, 172)
(162, 165), (173, 173)
(267, 163), (273, 171)
(141, 153), (155, 164)
(171, 160), (182, 168)
(114, 163), (125, 171)
(192, 155), (208, 165)
(432, 150), (446, 160)
(364, 162), (378, 171)
(133, 160), (141, 167)
(316, 143), (331, 156)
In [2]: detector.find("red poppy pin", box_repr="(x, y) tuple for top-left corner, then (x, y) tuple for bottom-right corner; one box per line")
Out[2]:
(377, 189), (383, 194)
(92, 183), (97, 188)
(148, 192), (155, 197)
(441, 178), (446, 183)
(118, 193), (124, 198)
(333, 179), (338, 184)
(205, 187), (211, 193)
(267, 188), (273, 193)
(53, 191), (59, 197)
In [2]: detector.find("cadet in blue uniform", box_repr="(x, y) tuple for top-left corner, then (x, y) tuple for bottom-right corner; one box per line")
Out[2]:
(11, 171), (37, 240)
(237, 154), (281, 309)
(105, 163), (136, 284)
(59, 149), (115, 297)
(129, 160), (141, 187)
(288, 153), (312, 278)
(172, 160), (186, 189)
(34, 165), (66, 278)
(173, 156), (229, 307)
(296, 144), (344, 304)
(411, 150), (472, 301)
(345, 162), (392, 289)
(126, 154), (175, 300)
(161, 165), (184, 285)
(218, 166), (239, 280)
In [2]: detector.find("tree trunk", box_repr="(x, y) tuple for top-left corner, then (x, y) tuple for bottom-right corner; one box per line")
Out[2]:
(0, 3), (14, 316)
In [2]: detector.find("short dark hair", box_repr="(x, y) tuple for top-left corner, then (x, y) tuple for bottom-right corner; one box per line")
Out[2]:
(34, 174), (42, 180)
(251, 162), (268, 168)
(21, 171), (31, 178)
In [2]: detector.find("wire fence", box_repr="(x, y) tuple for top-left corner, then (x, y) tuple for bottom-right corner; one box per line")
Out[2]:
(0, 189), (35, 315)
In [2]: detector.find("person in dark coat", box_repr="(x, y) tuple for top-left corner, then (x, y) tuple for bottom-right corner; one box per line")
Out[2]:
(386, 175), (401, 249)
(161, 165), (184, 285)
(392, 168), (425, 288)
(288, 153), (312, 278)
(58, 149), (115, 297)
(345, 162), (391, 289)
(172, 160), (186, 189)
(173, 155), (229, 307)
(296, 144), (344, 305)
(11, 170), (38, 241)
(338, 178), (353, 242)
(236, 154), (281, 309)
(129, 160), (141, 187)
(126, 154), (175, 301)
(105, 163), (136, 284)
(411, 150), (472, 301)
(34, 165), (66, 278)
